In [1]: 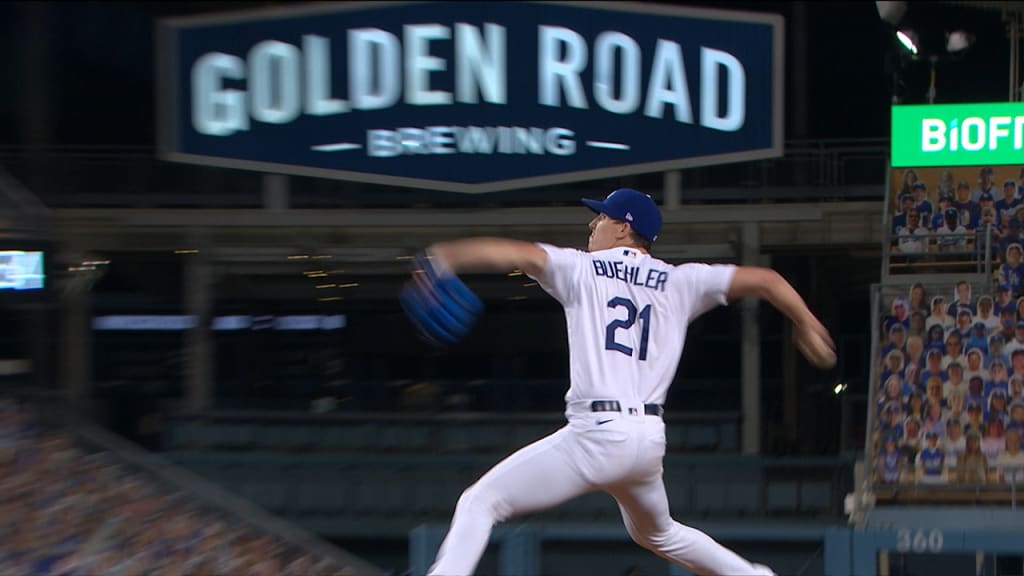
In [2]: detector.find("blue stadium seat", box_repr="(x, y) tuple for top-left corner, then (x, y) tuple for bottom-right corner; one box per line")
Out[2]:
(570, 491), (614, 521)
(472, 425), (507, 452)
(374, 469), (407, 514)
(765, 481), (799, 513)
(237, 481), (263, 505)
(319, 426), (350, 450)
(686, 426), (719, 451)
(694, 480), (728, 514)
(727, 481), (762, 516)
(167, 423), (195, 449)
(512, 425), (557, 447)
(718, 424), (738, 452)
(260, 425), (288, 450)
(411, 473), (440, 515)
(436, 467), (466, 505)
(665, 426), (686, 451)
(393, 425), (430, 452)
(439, 427), (475, 452)
(203, 423), (232, 448)
(323, 470), (355, 513)
(222, 424), (253, 448)
(292, 481), (324, 514)
(799, 481), (833, 513)
(332, 425), (374, 451)
(262, 482), (289, 513)
(281, 426), (312, 450)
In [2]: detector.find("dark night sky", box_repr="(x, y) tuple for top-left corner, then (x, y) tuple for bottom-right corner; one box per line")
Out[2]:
(0, 1), (1014, 146)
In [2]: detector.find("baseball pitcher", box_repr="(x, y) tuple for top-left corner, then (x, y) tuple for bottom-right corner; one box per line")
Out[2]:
(401, 188), (836, 576)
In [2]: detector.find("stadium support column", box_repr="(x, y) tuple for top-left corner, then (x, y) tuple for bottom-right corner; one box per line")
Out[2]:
(740, 222), (761, 454)
(663, 171), (682, 212)
(61, 283), (91, 414)
(184, 246), (214, 413)
(263, 173), (290, 210)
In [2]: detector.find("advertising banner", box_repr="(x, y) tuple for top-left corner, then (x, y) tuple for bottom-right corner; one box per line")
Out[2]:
(157, 1), (784, 192)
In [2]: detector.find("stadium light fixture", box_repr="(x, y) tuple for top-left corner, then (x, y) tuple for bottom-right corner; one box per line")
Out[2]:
(876, 1), (907, 26)
(896, 29), (919, 55)
(945, 30), (974, 54)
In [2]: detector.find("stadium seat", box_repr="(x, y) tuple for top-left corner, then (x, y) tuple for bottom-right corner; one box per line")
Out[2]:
(685, 426), (719, 451)
(291, 480), (324, 515)
(167, 423), (194, 449)
(222, 424), (253, 449)
(665, 426), (686, 451)
(393, 425), (430, 452)
(512, 424), (557, 447)
(282, 426), (312, 450)
(765, 481), (799, 513)
(319, 426), (350, 451)
(694, 480), (728, 515)
(572, 491), (615, 521)
(332, 425), (374, 451)
(262, 482), (290, 513)
(370, 468), (406, 514)
(204, 423), (233, 448)
(718, 424), (739, 452)
(727, 481), (762, 516)
(439, 427), (475, 452)
(411, 472), (440, 515)
(472, 425), (507, 452)
(799, 481), (833, 514)
(435, 467), (466, 505)
(260, 425), (289, 450)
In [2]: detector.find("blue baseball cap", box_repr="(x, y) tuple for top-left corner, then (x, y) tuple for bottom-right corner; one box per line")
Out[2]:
(582, 188), (662, 243)
(912, 181), (927, 190)
(980, 191), (995, 202)
(944, 207), (959, 218)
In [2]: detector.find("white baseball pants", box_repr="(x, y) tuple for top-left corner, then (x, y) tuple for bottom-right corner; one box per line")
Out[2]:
(428, 401), (775, 576)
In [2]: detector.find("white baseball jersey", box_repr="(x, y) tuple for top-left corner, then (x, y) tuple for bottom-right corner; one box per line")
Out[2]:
(430, 242), (776, 576)
(531, 244), (736, 406)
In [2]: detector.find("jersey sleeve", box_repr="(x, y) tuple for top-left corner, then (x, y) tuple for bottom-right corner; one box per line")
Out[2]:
(528, 243), (586, 306)
(672, 263), (737, 322)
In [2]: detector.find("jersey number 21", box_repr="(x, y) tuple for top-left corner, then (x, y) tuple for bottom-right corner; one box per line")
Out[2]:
(605, 296), (651, 361)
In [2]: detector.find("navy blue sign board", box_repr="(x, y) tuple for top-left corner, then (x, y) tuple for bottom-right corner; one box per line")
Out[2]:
(156, 1), (784, 193)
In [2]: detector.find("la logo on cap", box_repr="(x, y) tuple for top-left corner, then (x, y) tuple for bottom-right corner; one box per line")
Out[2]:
(625, 212), (634, 221)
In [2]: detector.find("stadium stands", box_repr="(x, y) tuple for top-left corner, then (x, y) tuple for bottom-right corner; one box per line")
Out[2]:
(0, 397), (362, 576)
(872, 165), (1024, 500)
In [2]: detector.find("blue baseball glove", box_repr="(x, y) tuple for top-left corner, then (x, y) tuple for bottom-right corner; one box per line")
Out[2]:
(400, 252), (484, 347)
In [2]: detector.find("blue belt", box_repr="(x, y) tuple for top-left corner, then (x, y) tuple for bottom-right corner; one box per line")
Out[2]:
(590, 400), (664, 417)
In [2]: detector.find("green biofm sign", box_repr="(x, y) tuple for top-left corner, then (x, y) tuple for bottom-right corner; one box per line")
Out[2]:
(891, 102), (1024, 167)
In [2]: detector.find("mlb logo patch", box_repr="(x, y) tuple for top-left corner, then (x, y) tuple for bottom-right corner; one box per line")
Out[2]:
(623, 250), (636, 258)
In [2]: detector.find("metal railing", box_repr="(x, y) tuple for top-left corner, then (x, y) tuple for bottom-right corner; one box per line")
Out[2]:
(0, 139), (888, 208)
(165, 408), (743, 455)
(886, 227), (995, 277)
